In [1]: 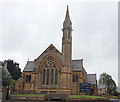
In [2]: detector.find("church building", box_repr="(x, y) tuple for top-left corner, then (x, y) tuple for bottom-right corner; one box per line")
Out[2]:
(15, 6), (98, 95)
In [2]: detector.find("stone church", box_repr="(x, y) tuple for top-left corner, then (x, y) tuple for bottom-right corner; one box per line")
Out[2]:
(15, 6), (98, 95)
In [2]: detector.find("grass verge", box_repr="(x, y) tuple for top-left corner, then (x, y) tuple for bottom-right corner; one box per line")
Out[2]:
(69, 95), (105, 98)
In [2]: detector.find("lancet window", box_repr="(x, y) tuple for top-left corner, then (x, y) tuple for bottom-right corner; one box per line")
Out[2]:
(55, 69), (58, 85)
(43, 69), (46, 85)
(72, 74), (79, 82)
(26, 74), (31, 82)
(51, 69), (54, 85)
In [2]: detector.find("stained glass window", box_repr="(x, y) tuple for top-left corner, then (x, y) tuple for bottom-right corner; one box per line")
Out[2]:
(51, 69), (54, 85)
(47, 57), (54, 67)
(46, 69), (49, 85)
(28, 75), (31, 82)
(55, 69), (58, 85)
(43, 69), (46, 85)
(72, 74), (75, 82)
(26, 75), (31, 82)
(26, 75), (29, 82)
(76, 74), (78, 82)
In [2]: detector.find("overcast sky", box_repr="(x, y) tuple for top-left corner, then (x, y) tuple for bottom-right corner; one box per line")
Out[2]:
(0, 1), (118, 86)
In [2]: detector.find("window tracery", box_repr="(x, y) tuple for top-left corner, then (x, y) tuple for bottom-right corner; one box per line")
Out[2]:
(42, 56), (59, 86)
(47, 57), (54, 67)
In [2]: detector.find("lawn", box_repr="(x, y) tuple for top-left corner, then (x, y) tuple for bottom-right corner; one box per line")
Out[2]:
(11, 94), (44, 97)
(110, 96), (118, 99)
(70, 95), (105, 98)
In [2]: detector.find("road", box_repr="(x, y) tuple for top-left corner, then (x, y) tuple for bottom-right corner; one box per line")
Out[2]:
(2, 99), (65, 102)
(2, 99), (120, 102)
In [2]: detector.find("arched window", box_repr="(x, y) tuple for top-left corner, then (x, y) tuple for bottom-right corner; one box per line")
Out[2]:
(26, 75), (29, 82)
(28, 75), (31, 82)
(46, 69), (49, 85)
(43, 69), (46, 85)
(72, 74), (75, 82)
(55, 69), (58, 85)
(76, 74), (78, 82)
(51, 69), (54, 85)
(26, 75), (31, 82)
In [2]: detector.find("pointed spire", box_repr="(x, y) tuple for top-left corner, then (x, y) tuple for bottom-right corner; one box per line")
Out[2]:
(63, 5), (72, 30)
(65, 5), (70, 21)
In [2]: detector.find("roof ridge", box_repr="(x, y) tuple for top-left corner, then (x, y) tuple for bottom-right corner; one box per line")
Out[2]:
(87, 74), (96, 75)
(72, 59), (83, 61)
(27, 61), (34, 62)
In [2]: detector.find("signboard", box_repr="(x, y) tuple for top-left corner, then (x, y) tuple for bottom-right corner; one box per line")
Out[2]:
(80, 83), (91, 92)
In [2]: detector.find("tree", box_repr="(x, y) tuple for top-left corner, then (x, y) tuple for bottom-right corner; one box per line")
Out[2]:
(0, 61), (11, 86)
(4, 60), (22, 80)
(99, 73), (117, 95)
(2, 68), (10, 86)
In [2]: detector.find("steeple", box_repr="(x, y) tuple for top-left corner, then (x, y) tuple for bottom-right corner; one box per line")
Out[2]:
(61, 6), (72, 90)
(63, 5), (72, 30)
(65, 5), (70, 22)
(62, 5), (72, 67)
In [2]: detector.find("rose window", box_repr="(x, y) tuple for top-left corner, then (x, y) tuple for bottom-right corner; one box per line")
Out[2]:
(47, 57), (54, 67)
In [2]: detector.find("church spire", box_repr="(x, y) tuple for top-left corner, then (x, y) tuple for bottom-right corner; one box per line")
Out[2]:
(62, 5), (72, 67)
(61, 6), (72, 90)
(63, 5), (72, 30)
(65, 5), (70, 22)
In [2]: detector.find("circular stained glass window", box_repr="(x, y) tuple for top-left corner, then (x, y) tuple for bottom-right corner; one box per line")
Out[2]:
(47, 57), (54, 67)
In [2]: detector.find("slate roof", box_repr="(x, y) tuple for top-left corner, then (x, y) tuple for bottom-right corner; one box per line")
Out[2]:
(87, 74), (96, 84)
(23, 61), (36, 72)
(72, 59), (83, 71)
(24, 60), (84, 72)
(98, 84), (106, 89)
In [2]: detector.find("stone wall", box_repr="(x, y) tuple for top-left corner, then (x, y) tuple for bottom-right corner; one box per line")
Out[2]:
(66, 97), (110, 102)
(10, 95), (44, 101)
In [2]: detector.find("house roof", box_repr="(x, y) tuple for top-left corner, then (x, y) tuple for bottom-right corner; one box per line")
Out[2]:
(23, 61), (36, 72)
(72, 59), (83, 71)
(87, 74), (96, 84)
(98, 84), (106, 89)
